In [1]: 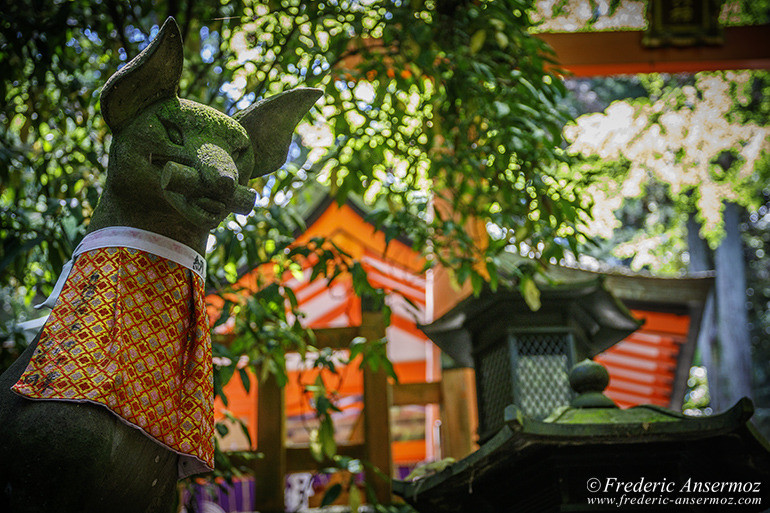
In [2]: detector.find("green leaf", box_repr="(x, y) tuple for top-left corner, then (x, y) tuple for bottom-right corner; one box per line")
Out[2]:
(487, 260), (499, 292)
(348, 337), (367, 361)
(213, 364), (235, 406)
(213, 300), (234, 328)
(494, 101), (511, 117)
(455, 262), (470, 286)
(320, 415), (337, 459)
(380, 354), (399, 382)
(470, 270), (483, 296)
(495, 31), (509, 49)
(469, 29), (486, 55)
(519, 275), (541, 311)
(321, 483), (343, 507)
(309, 428), (324, 462)
(349, 483), (362, 513)
(238, 367), (251, 394)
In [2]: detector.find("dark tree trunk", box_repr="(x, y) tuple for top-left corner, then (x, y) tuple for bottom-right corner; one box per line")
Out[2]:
(714, 202), (754, 406)
(687, 214), (712, 272)
(686, 213), (719, 408)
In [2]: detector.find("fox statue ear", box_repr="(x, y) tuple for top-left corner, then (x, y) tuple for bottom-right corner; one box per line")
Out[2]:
(234, 88), (323, 178)
(101, 17), (183, 132)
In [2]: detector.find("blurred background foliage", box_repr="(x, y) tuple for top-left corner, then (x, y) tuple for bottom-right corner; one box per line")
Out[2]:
(532, 0), (770, 31)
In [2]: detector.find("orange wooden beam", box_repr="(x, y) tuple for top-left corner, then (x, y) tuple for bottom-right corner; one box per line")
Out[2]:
(336, 25), (770, 79)
(391, 381), (442, 406)
(539, 24), (770, 77)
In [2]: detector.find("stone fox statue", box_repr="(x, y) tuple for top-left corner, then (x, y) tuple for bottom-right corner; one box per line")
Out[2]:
(0, 17), (321, 513)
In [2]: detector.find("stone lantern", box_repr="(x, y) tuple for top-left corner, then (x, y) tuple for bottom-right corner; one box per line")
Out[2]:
(421, 278), (641, 441)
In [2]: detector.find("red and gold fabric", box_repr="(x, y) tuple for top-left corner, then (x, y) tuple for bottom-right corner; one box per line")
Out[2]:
(13, 228), (214, 477)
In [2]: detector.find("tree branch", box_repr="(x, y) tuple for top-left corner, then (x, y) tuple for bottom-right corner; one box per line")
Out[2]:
(181, 0), (195, 42)
(105, 0), (133, 60)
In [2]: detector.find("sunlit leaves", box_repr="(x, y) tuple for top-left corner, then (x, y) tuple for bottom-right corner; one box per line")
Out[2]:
(532, 0), (770, 32)
(223, 0), (589, 291)
(567, 71), (770, 263)
(518, 274), (541, 311)
(348, 336), (397, 381)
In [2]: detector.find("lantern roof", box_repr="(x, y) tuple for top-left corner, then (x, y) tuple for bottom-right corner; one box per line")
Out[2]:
(393, 360), (770, 512)
(420, 275), (642, 368)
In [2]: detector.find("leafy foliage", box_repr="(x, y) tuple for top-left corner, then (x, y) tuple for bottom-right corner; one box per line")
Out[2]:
(1, 0), (249, 322)
(1, 0), (589, 344)
(566, 71), (770, 269)
(1, 0), (591, 502)
(221, 0), (589, 288)
(533, 0), (770, 32)
(682, 366), (712, 416)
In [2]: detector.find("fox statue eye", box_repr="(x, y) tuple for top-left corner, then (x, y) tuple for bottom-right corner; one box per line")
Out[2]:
(232, 146), (247, 161)
(160, 118), (184, 146)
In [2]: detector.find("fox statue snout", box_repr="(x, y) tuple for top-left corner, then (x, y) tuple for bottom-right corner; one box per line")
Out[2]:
(160, 152), (257, 218)
(0, 16), (322, 513)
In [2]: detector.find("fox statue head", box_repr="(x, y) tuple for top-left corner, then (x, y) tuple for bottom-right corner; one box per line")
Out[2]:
(90, 17), (322, 253)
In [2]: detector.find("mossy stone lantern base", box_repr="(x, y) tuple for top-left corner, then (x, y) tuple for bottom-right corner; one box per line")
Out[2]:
(394, 360), (770, 513)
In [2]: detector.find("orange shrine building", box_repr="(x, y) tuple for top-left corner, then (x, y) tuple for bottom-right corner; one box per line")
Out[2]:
(210, 195), (712, 471)
(211, 196), (442, 467)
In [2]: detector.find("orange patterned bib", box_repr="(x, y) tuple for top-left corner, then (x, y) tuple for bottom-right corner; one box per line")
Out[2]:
(13, 240), (214, 477)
